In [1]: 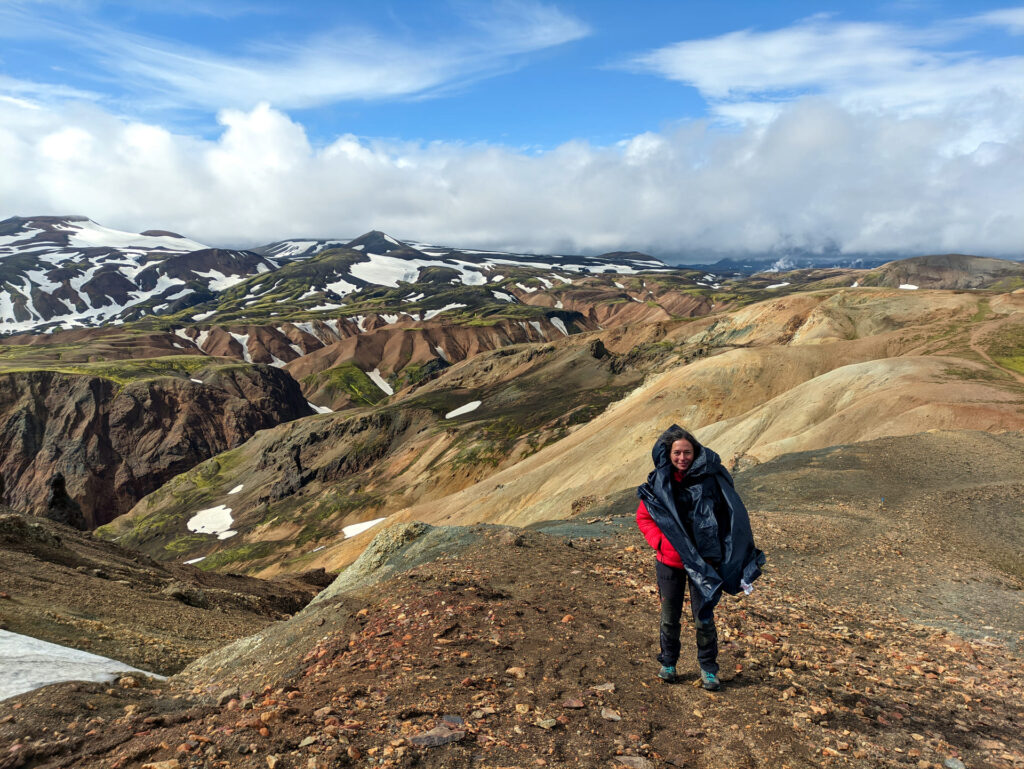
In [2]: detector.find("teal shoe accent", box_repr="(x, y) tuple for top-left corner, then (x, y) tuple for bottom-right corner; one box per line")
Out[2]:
(700, 670), (721, 691)
(658, 665), (676, 682)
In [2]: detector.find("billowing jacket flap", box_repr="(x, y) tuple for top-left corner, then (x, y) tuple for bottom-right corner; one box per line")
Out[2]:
(637, 425), (766, 604)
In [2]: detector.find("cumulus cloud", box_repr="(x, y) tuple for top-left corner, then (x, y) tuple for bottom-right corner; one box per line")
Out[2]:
(2, 98), (1021, 258)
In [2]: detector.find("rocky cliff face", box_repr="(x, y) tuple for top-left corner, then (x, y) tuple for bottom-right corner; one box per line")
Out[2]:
(97, 332), (658, 573)
(0, 365), (312, 528)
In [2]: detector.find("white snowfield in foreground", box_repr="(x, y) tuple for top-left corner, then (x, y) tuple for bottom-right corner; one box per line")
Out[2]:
(0, 630), (162, 702)
(187, 505), (237, 540)
(343, 517), (387, 539)
(899, 284), (919, 290)
(445, 400), (482, 419)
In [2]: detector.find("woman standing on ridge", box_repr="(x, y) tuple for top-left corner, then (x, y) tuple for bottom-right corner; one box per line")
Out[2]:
(636, 425), (765, 690)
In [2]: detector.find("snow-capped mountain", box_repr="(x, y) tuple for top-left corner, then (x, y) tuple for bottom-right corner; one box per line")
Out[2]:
(0, 215), (208, 254)
(0, 216), (275, 333)
(251, 231), (669, 278)
(1, 219), (673, 334)
(406, 239), (670, 275)
(251, 238), (353, 264)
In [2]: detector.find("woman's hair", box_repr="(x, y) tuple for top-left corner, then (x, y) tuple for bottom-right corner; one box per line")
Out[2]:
(658, 425), (699, 450)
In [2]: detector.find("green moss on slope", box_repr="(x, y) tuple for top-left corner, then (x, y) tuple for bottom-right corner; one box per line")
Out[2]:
(302, 362), (386, 406)
(0, 355), (216, 384)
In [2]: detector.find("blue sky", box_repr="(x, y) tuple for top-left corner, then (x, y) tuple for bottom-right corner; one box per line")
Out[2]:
(1, 1), (1022, 258)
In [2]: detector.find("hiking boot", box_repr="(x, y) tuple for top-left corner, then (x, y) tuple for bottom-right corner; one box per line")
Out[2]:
(658, 665), (676, 682)
(700, 670), (721, 691)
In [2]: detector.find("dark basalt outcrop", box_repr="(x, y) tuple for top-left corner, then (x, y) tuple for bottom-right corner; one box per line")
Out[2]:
(0, 365), (312, 528)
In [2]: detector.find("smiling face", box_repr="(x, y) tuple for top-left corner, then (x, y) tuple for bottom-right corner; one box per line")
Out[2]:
(670, 438), (695, 474)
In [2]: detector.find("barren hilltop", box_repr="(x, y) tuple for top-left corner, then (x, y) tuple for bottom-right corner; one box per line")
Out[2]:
(1, 223), (1022, 768)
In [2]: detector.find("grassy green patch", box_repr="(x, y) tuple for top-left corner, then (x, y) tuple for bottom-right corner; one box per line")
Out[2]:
(984, 323), (1024, 375)
(308, 489), (385, 521)
(989, 276), (1024, 293)
(200, 541), (281, 571)
(296, 523), (330, 547)
(302, 362), (386, 406)
(163, 534), (211, 554)
(971, 299), (992, 323)
(994, 355), (1024, 375)
(450, 439), (505, 470)
(0, 355), (214, 384)
(942, 366), (1008, 383)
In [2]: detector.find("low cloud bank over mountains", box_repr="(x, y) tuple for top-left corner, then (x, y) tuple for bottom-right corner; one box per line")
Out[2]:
(1, 98), (1020, 260)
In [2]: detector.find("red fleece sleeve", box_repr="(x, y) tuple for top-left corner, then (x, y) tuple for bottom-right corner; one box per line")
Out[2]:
(636, 500), (663, 551)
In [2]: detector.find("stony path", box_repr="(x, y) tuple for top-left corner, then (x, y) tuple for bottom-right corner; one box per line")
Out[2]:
(2, 518), (1021, 769)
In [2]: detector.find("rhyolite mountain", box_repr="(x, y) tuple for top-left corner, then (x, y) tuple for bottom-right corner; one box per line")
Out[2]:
(0, 216), (275, 331)
(2, 217), (1023, 769)
(99, 285), (1024, 575)
(860, 253), (1024, 290)
(2, 214), (1023, 559)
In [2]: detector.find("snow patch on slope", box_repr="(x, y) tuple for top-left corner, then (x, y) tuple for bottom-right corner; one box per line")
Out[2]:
(422, 303), (466, 321)
(349, 254), (425, 287)
(445, 400), (482, 419)
(0, 630), (162, 702)
(367, 368), (394, 396)
(193, 269), (247, 291)
(228, 333), (252, 362)
(186, 505), (236, 539)
(57, 220), (207, 251)
(343, 517), (386, 538)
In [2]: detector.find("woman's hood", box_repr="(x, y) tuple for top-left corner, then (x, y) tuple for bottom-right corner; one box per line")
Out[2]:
(650, 425), (723, 479)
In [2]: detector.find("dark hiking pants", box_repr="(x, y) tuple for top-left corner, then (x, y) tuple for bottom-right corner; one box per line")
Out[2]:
(655, 560), (720, 675)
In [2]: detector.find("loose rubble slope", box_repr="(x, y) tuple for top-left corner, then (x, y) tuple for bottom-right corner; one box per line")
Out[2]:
(2, 430), (1021, 769)
(0, 512), (331, 675)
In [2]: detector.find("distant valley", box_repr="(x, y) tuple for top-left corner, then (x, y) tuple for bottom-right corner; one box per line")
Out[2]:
(1, 215), (1022, 576)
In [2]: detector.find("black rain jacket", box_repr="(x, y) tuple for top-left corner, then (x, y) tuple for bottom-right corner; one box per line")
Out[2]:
(637, 426), (766, 604)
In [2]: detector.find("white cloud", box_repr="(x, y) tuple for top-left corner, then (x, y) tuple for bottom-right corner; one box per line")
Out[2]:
(0, 1), (588, 110)
(628, 14), (1024, 143)
(972, 7), (1024, 34)
(2, 98), (1021, 258)
(0, 74), (101, 106)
